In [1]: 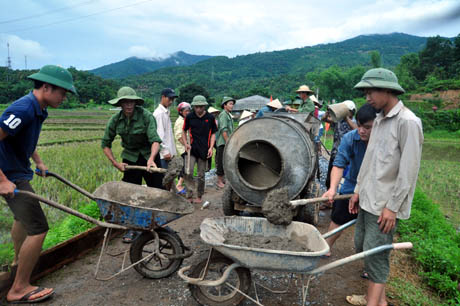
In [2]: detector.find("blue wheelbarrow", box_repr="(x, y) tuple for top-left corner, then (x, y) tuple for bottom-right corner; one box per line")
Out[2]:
(15, 170), (194, 280)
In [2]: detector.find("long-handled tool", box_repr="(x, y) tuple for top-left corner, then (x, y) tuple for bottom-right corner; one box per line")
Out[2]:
(290, 194), (352, 207)
(262, 189), (353, 225)
(124, 165), (166, 173)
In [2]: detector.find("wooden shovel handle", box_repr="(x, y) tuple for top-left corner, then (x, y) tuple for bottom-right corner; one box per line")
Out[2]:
(124, 165), (166, 173)
(290, 194), (353, 207)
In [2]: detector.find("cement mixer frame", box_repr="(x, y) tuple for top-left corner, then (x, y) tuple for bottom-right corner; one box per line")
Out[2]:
(222, 112), (322, 225)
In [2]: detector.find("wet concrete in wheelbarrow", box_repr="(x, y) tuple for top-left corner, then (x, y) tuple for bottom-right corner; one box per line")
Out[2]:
(31, 187), (369, 306)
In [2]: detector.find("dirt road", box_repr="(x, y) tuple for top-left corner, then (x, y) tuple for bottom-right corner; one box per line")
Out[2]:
(34, 186), (368, 306)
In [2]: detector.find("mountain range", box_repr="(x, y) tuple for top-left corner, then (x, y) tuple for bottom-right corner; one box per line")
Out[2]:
(90, 51), (213, 78)
(88, 33), (431, 100)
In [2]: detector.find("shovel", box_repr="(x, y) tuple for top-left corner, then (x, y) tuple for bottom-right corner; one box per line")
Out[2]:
(124, 165), (166, 173)
(290, 194), (353, 207)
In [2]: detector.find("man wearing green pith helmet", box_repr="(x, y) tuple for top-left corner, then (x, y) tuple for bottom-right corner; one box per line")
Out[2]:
(101, 86), (164, 242)
(346, 68), (423, 306)
(0, 65), (77, 303)
(181, 95), (217, 204)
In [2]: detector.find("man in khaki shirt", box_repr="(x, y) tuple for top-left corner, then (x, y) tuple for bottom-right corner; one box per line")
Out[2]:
(347, 68), (423, 306)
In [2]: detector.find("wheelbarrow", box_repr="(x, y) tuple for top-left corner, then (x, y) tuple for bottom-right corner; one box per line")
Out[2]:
(178, 216), (413, 306)
(14, 169), (194, 280)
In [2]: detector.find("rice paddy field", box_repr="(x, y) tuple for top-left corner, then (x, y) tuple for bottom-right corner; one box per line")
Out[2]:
(0, 109), (459, 266)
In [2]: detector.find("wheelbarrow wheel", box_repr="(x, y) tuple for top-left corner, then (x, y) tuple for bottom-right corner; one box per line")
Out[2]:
(189, 252), (251, 306)
(130, 227), (184, 279)
(222, 185), (237, 216)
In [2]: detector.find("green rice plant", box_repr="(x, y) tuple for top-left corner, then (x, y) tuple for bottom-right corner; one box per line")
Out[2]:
(44, 118), (108, 125)
(424, 130), (460, 142)
(418, 142), (460, 227)
(38, 129), (105, 145)
(42, 126), (105, 131)
(398, 189), (460, 304)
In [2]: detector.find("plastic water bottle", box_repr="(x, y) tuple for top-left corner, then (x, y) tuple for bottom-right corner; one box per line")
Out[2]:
(201, 201), (210, 210)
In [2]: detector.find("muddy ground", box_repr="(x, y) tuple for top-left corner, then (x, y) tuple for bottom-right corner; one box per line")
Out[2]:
(15, 184), (377, 306)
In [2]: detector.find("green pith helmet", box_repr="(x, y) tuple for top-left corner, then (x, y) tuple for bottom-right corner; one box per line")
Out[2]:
(221, 96), (235, 107)
(108, 87), (144, 106)
(354, 68), (405, 95)
(191, 95), (208, 106)
(27, 65), (77, 94)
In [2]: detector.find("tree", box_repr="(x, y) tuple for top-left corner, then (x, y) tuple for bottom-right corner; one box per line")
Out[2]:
(369, 51), (382, 68)
(418, 36), (454, 80)
(178, 83), (211, 104)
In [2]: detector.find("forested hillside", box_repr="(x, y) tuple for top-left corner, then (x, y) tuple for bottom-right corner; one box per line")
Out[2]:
(1, 33), (458, 107)
(0, 67), (119, 108)
(90, 51), (213, 79)
(120, 33), (428, 100)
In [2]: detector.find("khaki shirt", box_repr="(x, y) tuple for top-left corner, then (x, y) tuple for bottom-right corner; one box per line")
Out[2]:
(101, 106), (162, 163)
(216, 111), (234, 147)
(354, 101), (423, 220)
(298, 98), (315, 114)
(174, 116), (186, 156)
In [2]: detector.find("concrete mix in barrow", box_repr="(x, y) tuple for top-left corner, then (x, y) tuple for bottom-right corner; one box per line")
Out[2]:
(224, 231), (312, 252)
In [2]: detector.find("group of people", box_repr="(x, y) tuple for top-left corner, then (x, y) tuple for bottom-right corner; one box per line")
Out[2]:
(0, 64), (423, 306)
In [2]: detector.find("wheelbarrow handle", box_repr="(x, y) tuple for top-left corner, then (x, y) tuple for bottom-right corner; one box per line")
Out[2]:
(14, 189), (128, 230)
(35, 168), (95, 200)
(308, 242), (413, 276)
(322, 219), (356, 239)
(290, 194), (353, 207)
(124, 165), (166, 173)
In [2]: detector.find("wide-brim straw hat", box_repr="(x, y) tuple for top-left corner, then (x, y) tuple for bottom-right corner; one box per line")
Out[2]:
(108, 86), (144, 106)
(267, 99), (283, 109)
(296, 85), (314, 94)
(239, 110), (253, 120)
(309, 95), (323, 106)
(328, 101), (355, 122)
(208, 106), (220, 114)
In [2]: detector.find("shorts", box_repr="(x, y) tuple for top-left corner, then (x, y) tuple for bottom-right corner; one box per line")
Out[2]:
(354, 209), (398, 284)
(5, 180), (49, 235)
(122, 155), (164, 189)
(331, 198), (357, 225)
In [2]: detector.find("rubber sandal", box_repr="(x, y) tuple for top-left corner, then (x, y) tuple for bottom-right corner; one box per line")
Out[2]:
(7, 287), (54, 304)
(346, 295), (367, 306)
(176, 188), (186, 195)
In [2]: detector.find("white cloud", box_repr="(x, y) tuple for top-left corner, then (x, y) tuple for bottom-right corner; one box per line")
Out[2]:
(1, 0), (459, 69)
(0, 34), (51, 69)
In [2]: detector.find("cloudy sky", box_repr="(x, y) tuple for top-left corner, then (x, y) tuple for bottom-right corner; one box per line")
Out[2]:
(1, 0), (459, 71)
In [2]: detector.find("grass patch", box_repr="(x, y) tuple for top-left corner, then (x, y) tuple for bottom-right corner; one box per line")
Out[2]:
(398, 188), (460, 304)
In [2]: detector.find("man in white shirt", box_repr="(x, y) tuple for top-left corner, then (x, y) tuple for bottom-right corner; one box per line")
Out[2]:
(153, 88), (178, 168)
(347, 68), (423, 306)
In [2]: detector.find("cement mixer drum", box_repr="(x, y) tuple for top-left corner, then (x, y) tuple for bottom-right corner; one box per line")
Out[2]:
(223, 113), (318, 206)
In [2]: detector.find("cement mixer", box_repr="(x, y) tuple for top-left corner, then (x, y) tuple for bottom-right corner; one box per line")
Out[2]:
(222, 112), (322, 225)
